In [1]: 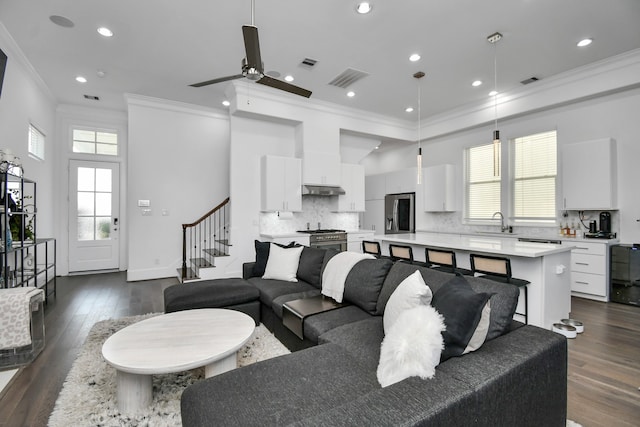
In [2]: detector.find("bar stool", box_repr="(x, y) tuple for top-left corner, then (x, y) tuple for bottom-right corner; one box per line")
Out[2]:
(389, 244), (414, 263)
(469, 253), (530, 324)
(362, 240), (382, 257)
(425, 247), (473, 276)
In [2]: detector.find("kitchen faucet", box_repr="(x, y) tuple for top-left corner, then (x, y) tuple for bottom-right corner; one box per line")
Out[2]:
(492, 212), (509, 232)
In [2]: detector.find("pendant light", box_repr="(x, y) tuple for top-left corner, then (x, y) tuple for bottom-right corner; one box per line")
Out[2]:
(488, 32), (502, 177)
(414, 71), (425, 184)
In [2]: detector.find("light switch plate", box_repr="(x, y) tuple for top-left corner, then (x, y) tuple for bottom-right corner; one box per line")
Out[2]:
(138, 199), (150, 207)
(141, 208), (152, 216)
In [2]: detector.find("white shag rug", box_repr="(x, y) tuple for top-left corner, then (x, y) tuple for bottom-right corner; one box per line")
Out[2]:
(48, 313), (289, 427)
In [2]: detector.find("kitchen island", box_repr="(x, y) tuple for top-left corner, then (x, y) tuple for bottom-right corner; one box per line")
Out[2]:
(375, 232), (575, 329)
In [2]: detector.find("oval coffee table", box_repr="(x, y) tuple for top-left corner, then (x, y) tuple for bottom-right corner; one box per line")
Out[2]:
(102, 308), (255, 414)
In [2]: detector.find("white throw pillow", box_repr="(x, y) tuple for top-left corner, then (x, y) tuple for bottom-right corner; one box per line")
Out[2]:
(383, 270), (433, 334)
(262, 244), (304, 282)
(377, 304), (446, 387)
(463, 300), (491, 354)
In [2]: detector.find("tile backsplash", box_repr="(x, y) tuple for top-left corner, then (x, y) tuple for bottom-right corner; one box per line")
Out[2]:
(260, 196), (359, 234)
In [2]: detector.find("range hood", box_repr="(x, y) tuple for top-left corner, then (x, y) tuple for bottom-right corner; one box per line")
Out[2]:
(302, 184), (345, 196)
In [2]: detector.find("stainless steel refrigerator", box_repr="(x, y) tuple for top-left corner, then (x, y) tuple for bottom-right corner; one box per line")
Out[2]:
(384, 192), (415, 234)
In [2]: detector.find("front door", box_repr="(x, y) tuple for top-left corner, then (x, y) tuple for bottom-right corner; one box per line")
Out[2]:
(68, 160), (120, 272)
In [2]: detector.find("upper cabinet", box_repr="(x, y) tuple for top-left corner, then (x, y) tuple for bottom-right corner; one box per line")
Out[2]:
(385, 169), (416, 194)
(261, 155), (302, 212)
(332, 164), (365, 212)
(561, 138), (617, 210)
(365, 173), (386, 200)
(302, 151), (341, 186)
(423, 164), (456, 212)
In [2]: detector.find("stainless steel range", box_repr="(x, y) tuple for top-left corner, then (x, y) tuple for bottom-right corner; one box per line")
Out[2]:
(297, 229), (347, 251)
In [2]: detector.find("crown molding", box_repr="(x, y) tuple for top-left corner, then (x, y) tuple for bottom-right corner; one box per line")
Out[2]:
(124, 93), (229, 120)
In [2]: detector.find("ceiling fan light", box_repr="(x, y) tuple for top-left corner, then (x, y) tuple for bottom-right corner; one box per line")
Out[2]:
(356, 2), (372, 14)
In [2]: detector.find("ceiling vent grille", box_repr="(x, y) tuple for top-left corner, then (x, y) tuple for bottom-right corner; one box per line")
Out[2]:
(328, 68), (369, 88)
(520, 76), (539, 85)
(300, 58), (317, 69)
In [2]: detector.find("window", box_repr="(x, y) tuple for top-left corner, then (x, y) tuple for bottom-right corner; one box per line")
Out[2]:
(28, 124), (45, 160)
(465, 142), (501, 221)
(72, 128), (118, 156)
(512, 130), (557, 223)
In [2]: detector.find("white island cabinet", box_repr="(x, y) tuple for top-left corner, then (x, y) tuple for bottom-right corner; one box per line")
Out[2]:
(347, 230), (375, 252)
(375, 232), (574, 330)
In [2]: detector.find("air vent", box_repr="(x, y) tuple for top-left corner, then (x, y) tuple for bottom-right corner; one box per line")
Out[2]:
(521, 77), (539, 85)
(83, 95), (100, 101)
(300, 58), (317, 69)
(328, 68), (370, 89)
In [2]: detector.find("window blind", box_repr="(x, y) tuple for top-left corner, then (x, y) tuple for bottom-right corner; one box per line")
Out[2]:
(28, 124), (45, 160)
(466, 142), (501, 220)
(513, 130), (557, 222)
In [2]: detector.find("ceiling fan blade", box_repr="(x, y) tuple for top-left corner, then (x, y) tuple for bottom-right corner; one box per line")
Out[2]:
(189, 74), (244, 87)
(242, 25), (263, 72)
(256, 75), (312, 98)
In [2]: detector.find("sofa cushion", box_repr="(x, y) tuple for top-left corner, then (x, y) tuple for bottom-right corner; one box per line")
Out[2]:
(431, 274), (491, 361)
(181, 343), (380, 427)
(377, 304), (445, 387)
(263, 244), (304, 282)
(303, 305), (372, 343)
(296, 246), (327, 288)
(343, 258), (393, 314)
(318, 317), (384, 371)
(383, 269), (432, 334)
(163, 278), (260, 312)
(247, 277), (317, 307)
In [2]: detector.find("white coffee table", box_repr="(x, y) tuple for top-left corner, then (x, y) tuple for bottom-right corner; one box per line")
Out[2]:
(102, 308), (255, 414)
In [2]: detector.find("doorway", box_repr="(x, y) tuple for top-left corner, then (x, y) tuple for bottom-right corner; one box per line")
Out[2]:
(68, 160), (120, 272)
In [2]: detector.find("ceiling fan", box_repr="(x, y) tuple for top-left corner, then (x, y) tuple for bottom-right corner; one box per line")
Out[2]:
(189, 0), (311, 98)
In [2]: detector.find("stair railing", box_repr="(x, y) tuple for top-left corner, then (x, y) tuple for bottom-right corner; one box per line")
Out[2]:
(181, 197), (230, 280)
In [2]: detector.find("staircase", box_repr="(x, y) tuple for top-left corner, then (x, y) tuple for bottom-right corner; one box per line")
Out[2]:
(179, 197), (231, 283)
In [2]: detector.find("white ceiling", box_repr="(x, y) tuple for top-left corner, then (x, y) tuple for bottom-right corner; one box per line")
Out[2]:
(1, 0), (639, 121)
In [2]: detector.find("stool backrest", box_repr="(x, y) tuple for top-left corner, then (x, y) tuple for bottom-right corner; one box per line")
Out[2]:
(389, 244), (413, 262)
(425, 248), (457, 268)
(470, 254), (512, 279)
(362, 240), (381, 256)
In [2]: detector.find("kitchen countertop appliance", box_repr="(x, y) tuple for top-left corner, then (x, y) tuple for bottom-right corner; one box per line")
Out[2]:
(610, 244), (640, 306)
(297, 229), (347, 251)
(385, 192), (415, 234)
(585, 211), (616, 239)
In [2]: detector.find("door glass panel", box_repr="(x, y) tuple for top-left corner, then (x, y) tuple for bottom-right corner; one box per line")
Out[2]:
(77, 192), (95, 215)
(77, 167), (95, 191)
(95, 193), (111, 216)
(95, 168), (112, 192)
(78, 217), (94, 241)
(96, 217), (111, 239)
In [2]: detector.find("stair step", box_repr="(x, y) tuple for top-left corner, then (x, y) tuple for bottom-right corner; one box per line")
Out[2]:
(204, 248), (230, 257)
(215, 239), (232, 246)
(190, 257), (213, 268)
(177, 267), (199, 283)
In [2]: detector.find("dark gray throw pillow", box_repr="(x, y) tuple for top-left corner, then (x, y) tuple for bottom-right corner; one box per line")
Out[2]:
(343, 258), (394, 314)
(431, 274), (491, 361)
(297, 247), (327, 288)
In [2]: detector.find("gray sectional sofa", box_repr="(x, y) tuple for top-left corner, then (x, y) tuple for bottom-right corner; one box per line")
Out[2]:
(179, 244), (568, 426)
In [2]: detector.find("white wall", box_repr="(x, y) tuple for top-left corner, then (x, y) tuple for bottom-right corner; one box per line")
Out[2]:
(365, 87), (640, 243)
(126, 95), (230, 281)
(0, 24), (56, 237)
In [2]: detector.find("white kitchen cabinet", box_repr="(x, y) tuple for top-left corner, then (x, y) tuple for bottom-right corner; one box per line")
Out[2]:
(363, 199), (385, 233)
(561, 138), (617, 210)
(347, 231), (375, 252)
(385, 169), (416, 194)
(333, 164), (365, 212)
(365, 173), (386, 200)
(261, 155), (302, 212)
(569, 240), (614, 301)
(302, 151), (341, 186)
(423, 164), (456, 212)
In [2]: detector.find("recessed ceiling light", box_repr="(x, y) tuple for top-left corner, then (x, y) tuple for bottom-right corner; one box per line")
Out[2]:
(489, 90), (498, 97)
(75, 76), (87, 83)
(472, 80), (482, 87)
(347, 91), (356, 98)
(97, 27), (114, 37)
(409, 53), (421, 62)
(222, 100), (231, 107)
(284, 75), (294, 82)
(405, 107), (414, 113)
(356, 2), (372, 14)
(577, 38), (592, 47)
(96, 70), (106, 78)
(374, 145), (380, 150)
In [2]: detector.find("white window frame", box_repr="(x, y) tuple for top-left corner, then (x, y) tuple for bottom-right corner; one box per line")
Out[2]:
(28, 123), (45, 161)
(72, 127), (119, 156)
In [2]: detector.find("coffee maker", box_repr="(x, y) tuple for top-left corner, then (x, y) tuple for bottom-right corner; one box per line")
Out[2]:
(599, 211), (611, 233)
(585, 211), (615, 239)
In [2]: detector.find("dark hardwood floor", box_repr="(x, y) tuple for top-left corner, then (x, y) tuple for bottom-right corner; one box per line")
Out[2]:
(1, 273), (639, 426)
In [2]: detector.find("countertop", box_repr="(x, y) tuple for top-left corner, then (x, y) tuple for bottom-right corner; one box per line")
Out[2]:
(259, 229), (375, 239)
(375, 232), (575, 258)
